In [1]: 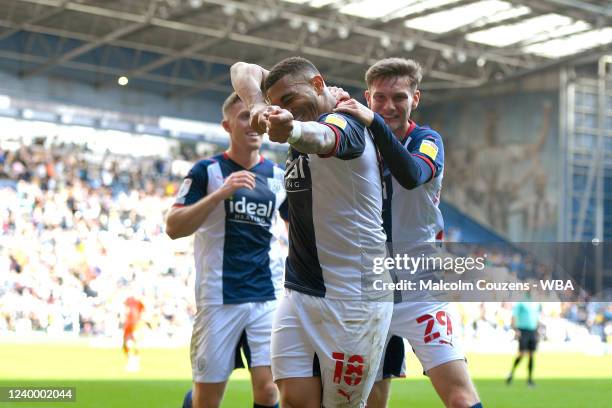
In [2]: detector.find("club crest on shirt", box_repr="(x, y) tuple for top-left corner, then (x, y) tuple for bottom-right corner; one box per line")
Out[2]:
(267, 177), (283, 194)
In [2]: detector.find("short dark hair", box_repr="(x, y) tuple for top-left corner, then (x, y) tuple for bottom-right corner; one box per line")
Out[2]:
(263, 57), (320, 94)
(222, 92), (243, 119)
(365, 58), (422, 92)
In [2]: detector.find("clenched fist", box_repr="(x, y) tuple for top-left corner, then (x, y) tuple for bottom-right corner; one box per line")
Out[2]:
(265, 107), (295, 144)
(249, 102), (270, 135)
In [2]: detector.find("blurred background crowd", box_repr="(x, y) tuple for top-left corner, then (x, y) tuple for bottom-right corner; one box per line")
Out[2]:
(0, 139), (199, 342)
(1, 137), (610, 352)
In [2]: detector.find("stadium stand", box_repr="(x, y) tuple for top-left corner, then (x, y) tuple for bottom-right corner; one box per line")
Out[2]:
(0, 140), (198, 341)
(1, 135), (609, 353)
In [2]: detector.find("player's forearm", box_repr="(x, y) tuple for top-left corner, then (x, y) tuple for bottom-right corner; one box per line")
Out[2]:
(165, 190), (225, 239)
(230, 62), (268, 109)
(369, 113), (431, 189)
(290, 121), (337, 155)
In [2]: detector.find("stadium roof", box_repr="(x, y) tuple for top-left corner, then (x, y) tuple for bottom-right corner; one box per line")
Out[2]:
(0, 0), (610, 98)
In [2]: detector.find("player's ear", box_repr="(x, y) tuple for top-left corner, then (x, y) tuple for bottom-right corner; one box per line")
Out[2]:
(221, 118), (231, 133)
(311, 75), (325, 95)
(412, 89), (421, 110)
(364, 89), (372, 107)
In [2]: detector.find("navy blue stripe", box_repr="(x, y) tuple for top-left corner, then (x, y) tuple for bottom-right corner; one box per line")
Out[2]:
(220, 157), (277, 304)
(382, 166), (393, 242)
(284, 150), (325, 297)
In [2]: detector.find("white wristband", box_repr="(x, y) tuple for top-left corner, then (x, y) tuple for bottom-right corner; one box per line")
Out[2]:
(287, 121), (302, 144)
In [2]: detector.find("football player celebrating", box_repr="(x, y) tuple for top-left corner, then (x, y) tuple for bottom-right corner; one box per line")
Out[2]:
(166, 92), (287, 408)
(231, 57), (393, 408)
(334, 58), (483, 408)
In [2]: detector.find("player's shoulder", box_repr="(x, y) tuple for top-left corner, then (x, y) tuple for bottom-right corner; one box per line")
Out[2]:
(408, 124), (444, 166)
(188, 156), (219, 174)
(409, 124), (444, 157)
(318, 112), (364, 132)
(411, 124), (443, 143)
(193, 156), (218, 169)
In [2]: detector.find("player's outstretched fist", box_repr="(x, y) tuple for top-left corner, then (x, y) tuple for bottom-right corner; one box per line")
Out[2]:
(266, 108), (294, 144)
(249, 104), (286, 136)
(218, 170), (256, 199)
(334, 98), (374, 126)
(262, 105), (284, 119)
(249, 102), (270, 135)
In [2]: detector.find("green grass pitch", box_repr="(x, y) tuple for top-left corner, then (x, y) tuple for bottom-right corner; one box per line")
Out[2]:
(1, 343), (611, 407)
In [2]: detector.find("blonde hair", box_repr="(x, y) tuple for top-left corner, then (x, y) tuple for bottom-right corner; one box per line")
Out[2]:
(222, 92), (243, 119)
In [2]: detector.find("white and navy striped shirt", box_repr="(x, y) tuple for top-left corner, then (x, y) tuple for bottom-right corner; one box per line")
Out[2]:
(284, 112), (389, 300)
(174, 152), (287, 305)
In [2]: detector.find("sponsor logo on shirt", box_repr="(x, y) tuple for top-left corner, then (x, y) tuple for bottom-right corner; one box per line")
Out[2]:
(285, 155), (311, 191)
(324, 114), (347, 130)
(228, 196), (274, 226)
(419, 140), (438, 160)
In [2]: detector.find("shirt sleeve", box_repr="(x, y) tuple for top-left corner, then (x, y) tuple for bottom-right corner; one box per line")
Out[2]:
(278, 198), (289, 222)
(368, 112), (440, 190)
(317, 112), (367, 160)
(408, 130), (444, 180)
(173, 160), (210, 207)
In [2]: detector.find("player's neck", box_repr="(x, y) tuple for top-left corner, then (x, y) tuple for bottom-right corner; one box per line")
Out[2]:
(395, 119), (414, 140)
(394, 124), (409, 140)
(320, 93), (336, 116)
(226, 147), (260, 169)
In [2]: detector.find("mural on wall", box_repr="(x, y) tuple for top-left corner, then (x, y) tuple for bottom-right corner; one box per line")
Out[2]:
(418, 92), (559, 241)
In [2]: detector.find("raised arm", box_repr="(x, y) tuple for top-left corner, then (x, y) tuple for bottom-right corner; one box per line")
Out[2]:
(368, 112), (434, 189)
(334, 99), (436, 189)
(290, 122), (337, 155)
(265, 107), (336, 155)
(230, 62), (270, 134)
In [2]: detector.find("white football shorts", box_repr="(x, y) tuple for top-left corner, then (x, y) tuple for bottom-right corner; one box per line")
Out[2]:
(271, 288), (393, 407)
(378, 301), (465, 377)
(190, 300), (276, 383)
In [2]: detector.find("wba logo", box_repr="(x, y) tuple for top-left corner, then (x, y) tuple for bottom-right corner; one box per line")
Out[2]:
(285, 155), (310, 191)
(228, 196), (273, 226)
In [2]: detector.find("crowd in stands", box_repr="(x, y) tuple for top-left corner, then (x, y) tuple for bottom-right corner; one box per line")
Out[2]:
(0, 140), (203, 341)
(0, 138), (610, 349)
(457, 302), (612, 348)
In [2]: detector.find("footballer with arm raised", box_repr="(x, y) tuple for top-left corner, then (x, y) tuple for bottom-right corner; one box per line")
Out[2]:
(231, 57), (393, 408)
